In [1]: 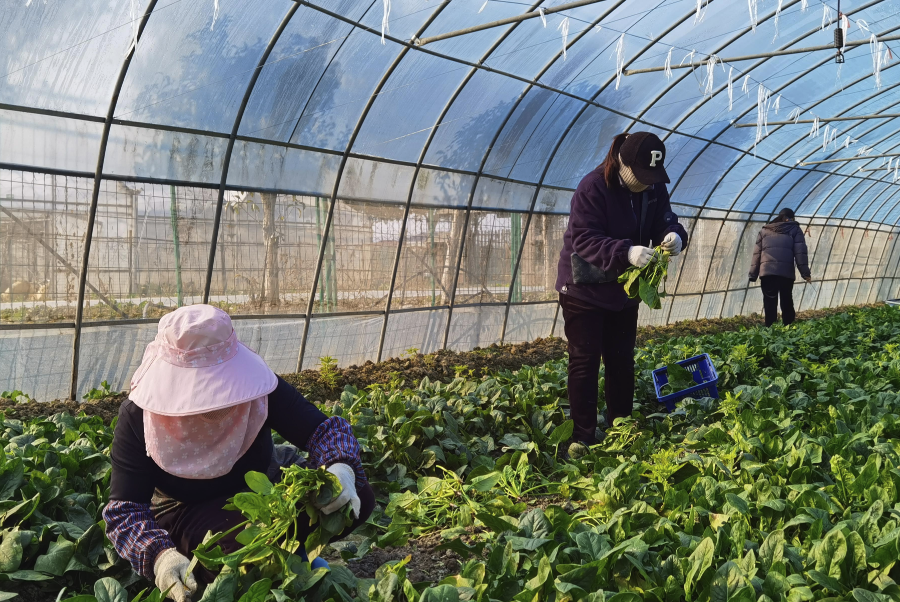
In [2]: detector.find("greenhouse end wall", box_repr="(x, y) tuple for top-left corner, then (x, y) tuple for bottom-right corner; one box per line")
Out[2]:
(2, 168), (899, 401)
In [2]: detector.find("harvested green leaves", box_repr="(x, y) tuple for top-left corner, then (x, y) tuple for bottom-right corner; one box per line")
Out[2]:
(659, 362), (697, 396)
(618, 245), (670, 309)
(194, 465), (353, 574)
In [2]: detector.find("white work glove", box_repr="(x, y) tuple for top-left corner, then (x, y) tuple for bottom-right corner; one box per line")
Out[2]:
(317, 463), (361, 519)
(154, 549), (197, 602)
(627, 245), (654, 268)
(661, 232), (683, 256)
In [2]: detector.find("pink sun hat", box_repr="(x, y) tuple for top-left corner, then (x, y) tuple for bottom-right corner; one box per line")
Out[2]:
(129, 305), (277, 417)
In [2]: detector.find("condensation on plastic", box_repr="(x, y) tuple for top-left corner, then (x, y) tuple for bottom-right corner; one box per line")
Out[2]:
(381, 309), (449, 358)
(0, 111), (102, 174)
(446, 305), (504, 351)
(337, 158), (415, 204)
(504, 303), (555, 345)
(302, 314), (382, 369)
(227, 141), (341, 196)
(0, 328), (75, 401)
(103, 125), (228, 184)
(410, 169), (474, 208)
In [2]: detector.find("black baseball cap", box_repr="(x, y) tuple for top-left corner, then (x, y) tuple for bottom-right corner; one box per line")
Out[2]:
(620, 132), (670, 185)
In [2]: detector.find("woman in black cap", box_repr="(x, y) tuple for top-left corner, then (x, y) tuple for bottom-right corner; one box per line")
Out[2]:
(556, 132), (689, 445)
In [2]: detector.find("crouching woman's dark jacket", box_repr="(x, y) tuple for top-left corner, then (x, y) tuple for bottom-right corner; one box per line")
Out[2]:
(555, 166), (689, 311)
(748, 220), (811, 282)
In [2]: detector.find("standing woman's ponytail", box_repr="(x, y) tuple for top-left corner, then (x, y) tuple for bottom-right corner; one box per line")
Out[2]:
(602, 133), (630, 189)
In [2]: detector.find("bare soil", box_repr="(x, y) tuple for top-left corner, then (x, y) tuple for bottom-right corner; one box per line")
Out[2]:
(1, 304), (878, 417)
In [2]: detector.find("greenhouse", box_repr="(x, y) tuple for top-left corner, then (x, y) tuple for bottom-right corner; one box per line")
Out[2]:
(3, 0), (900, 601)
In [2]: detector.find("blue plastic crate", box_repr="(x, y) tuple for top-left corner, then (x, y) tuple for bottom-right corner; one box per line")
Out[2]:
(652, 353), (719, 412)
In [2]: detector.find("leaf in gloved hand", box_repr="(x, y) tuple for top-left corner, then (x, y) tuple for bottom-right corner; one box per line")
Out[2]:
(639, 277), (661, 309)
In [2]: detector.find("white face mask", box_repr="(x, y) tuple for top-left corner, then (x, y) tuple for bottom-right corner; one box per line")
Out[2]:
(618, 155), (649, 193)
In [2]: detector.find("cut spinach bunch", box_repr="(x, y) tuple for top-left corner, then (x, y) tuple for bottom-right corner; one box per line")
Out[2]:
(618, 245), (671, 309)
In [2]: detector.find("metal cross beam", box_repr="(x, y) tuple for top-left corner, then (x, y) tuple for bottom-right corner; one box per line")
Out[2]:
(623, 33), (900, 76)
(733, 114), (900, 128)
(412, 0), (606, 46)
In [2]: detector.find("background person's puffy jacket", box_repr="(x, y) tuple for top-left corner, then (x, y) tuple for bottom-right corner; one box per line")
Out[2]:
(748, 220), (811, 281)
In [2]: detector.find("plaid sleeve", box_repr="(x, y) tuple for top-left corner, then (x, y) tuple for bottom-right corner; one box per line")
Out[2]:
(102, 500), (175, 579)
(305, 416), (368, 489)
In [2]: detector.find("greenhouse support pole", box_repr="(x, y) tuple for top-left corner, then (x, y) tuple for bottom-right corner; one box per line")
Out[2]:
(316, 198), (325, 311)
(375, 1), (466, 362)
(837, 180), (900, 306)
(825, 181), (893, 308)
(447, 0), (627, 349)
(510, 213), (522, 304)
(299, 3), (451, 372)
(429, 209), (436, 307)
(170, 185), (183, 307)
(203, 5), (300, 304)
(69, 0), (159, 401)
(549, 300), (560, 338)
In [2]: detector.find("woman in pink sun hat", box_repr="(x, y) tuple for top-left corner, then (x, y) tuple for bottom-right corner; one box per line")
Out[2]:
(102, 305), (372, 601)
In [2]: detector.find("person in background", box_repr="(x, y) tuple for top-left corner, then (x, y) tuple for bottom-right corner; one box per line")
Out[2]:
(102, 305), (373, 602)
(556, 131), (689, 445)
(748, 208), (812, 327)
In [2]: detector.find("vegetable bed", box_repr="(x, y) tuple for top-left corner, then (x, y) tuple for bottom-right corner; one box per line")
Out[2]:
(3, 305), (900, 602)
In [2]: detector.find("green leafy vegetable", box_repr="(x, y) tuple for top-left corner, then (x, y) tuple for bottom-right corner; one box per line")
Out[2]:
(618, 245), (670, 309)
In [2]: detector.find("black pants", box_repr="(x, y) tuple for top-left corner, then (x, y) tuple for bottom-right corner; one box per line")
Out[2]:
(153, 445), (375, 584)
(760, 275), (795, 326)
(560, 294), (638, 444)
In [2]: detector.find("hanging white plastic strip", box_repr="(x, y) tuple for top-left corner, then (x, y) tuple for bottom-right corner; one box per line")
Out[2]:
(856, 19), (870, 33)
(613, 33), (625, 90)
(742, 74), (751, 96)
(727, 66), (734, 110)
(774, 94), (781, 115)
(755, 84), (771, 148)
(210, 0), (219, 31)
(821, 125), (830, 152)
(895, 163), (899, 183)
(538, 7), (546, 27)
(801, 0), (808, 11)
(664, 48), (673, 80)
(594, 25), (603, 33)
(787, 107), (801, 123)
(748, 0), (758, 32)
(694, 0), (708, 24)
(808, 116), (819, 138)
(479, 0), (487, 13)
(871, 34), (884, 89)
(126, 0), (139, 56)
(821, 5), (833, 31)
(773, 0), (783, 40)
(844, 136), (851, 149)
(382, 0), (391, 43)
(558, 17), (569, 59)
(703, 55), (717, 96)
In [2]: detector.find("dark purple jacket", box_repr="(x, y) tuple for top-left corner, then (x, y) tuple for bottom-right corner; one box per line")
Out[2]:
(556, 166), (689, 311)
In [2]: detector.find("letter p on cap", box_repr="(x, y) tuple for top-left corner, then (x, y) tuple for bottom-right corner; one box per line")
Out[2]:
(650, 150), (663, 167)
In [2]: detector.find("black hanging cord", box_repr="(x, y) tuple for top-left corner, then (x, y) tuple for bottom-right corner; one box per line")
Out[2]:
(835, 0), (845, 63)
